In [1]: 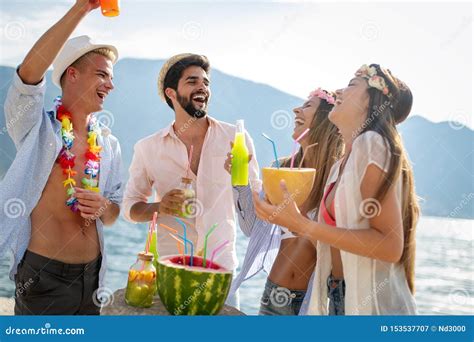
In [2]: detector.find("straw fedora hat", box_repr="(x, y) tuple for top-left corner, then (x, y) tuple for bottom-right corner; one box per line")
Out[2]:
(158, 53), (206, 102)
(52, 35), (119, 89)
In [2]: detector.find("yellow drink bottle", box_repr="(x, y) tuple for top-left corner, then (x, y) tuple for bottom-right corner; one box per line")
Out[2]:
(231, 120), (249, 186)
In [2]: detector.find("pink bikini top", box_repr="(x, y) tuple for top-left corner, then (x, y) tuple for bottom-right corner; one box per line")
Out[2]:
(321, 182), (336, 226)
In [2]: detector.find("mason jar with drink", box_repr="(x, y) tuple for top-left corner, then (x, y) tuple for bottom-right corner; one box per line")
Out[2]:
(125, 251), (157, 308)
(175, 177), (196, 218)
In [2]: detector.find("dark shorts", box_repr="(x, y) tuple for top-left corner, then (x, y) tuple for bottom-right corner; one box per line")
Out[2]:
(14, 250), (102, 315)
(259, 278), (306, 316)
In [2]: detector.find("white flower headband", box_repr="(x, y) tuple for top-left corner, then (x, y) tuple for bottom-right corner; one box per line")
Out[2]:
(355, 64), (391, 97)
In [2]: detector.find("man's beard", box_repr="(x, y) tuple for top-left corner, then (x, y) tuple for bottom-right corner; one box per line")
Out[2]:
(177, 92), (207, 119)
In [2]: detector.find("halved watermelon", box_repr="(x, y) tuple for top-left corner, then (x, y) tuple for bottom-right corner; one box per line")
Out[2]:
(157, 255), (232, 315)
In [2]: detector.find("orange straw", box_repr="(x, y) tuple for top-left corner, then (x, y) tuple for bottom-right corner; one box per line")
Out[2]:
(169, 233), (183, 245)
(160, 224), (185, 263)
(169, 233), (186, 264)
(159, 223), (178, 234)
(176, 241), (185, 264)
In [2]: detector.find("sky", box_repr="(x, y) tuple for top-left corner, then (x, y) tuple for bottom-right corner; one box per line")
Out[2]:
(0, 0), (472, 128)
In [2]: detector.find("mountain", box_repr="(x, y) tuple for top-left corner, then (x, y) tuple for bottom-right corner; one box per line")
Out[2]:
(398, 116), (473, 218)
(0, 59), (472, 219)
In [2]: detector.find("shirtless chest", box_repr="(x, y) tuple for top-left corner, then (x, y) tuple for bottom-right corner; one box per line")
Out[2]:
(29, 140), (101, 263)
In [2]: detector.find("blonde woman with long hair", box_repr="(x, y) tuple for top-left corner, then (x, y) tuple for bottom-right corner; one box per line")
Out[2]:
(225, 88), (343, 315)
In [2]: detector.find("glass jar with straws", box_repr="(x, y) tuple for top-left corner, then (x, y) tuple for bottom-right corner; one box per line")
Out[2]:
(125, 251), (157, 308)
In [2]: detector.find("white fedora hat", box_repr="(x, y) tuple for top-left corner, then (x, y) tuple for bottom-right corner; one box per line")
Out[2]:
(52, 35), (119, 89)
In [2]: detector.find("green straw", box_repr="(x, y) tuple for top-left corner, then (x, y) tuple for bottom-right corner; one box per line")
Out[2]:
(202, 223), (219, 268)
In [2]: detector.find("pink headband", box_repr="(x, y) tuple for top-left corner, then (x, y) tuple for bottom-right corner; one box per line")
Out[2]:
(308, 88), (335, 105)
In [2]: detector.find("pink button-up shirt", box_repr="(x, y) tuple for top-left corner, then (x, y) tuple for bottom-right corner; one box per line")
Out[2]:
(123, 116), (261, 270)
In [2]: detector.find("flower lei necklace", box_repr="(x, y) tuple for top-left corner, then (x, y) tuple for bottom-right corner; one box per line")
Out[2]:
(54, 97), (101, 212)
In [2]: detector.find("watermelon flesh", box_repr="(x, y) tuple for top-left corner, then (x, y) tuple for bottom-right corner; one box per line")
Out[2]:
(157, 255), (232, 315)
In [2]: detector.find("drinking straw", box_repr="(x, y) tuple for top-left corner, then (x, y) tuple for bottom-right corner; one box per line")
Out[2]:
(145, 212), (157, 254)
(298, 142), (319, 169)
(169, 234), (186, 264)
(160, 224), (183, 262)
(175, 241), (185, 264)
(290, 128), (310, 169)
(151, 211), (157, 243)
(209, 240), (230, 268)
(145, 223), (151, 254)
(151, 211), (158, 256)
(169, 233), (184, 246)
(202, 223), (219, 268)
(159, 223), (178, 234)
(179, 218), (195, 227)
(174, 218), (188, 254)
(169, 232), (194, 267)
(186, 145), (194, 177)
(262, 133), (280, 169)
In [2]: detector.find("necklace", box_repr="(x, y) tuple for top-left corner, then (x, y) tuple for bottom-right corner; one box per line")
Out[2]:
(54, 97), (101, 212)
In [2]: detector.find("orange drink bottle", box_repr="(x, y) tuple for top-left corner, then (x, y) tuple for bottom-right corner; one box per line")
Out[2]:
(100, 0), (120, 17)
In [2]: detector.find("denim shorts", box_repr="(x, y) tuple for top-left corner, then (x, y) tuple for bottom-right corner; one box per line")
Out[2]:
(327, 274), (346, 316)
(259, 278), (306, 316)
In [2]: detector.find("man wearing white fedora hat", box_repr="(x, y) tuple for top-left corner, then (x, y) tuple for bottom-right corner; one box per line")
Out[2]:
(1, 0), (123, 315)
